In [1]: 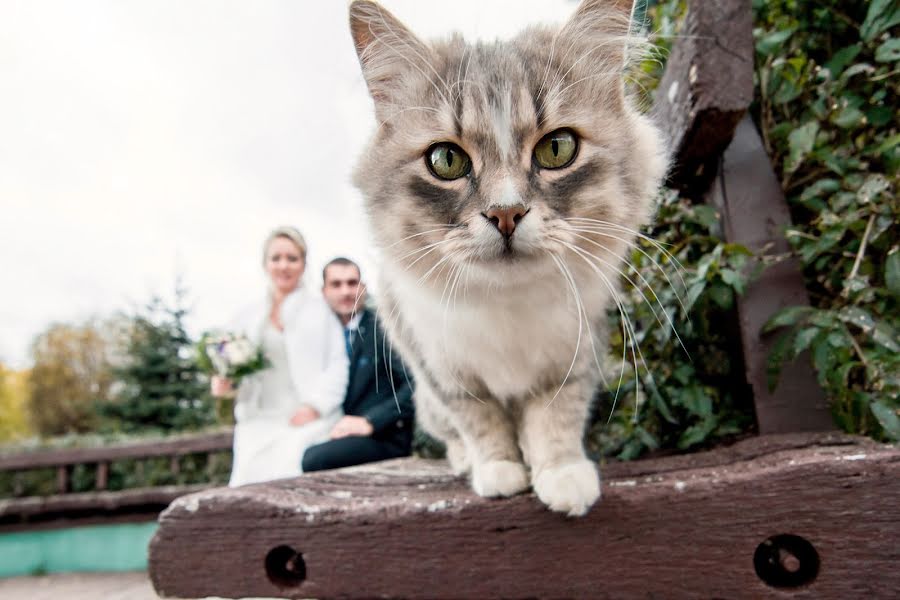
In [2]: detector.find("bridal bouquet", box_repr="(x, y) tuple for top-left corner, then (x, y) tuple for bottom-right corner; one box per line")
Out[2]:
(196, 332), (269, 382)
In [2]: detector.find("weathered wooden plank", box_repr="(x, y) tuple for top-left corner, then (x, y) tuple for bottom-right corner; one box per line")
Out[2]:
(149, 434), (899, 599)
(0, 430), (233, 471)
(709, 116), (832, 434)
(652, 0), (755, 195)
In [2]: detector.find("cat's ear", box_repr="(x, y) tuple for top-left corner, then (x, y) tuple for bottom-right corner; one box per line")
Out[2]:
(349, 1), (433, 111)
(561, 0), (635, 69)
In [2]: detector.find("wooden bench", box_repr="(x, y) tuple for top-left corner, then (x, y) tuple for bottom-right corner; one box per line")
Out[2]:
(148, 1), (898, 598)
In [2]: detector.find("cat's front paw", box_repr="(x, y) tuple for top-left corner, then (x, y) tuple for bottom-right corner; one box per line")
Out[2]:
(445, 438), (471, 476)
(532, 460), (601, 517)
(471, 460), (529, 498)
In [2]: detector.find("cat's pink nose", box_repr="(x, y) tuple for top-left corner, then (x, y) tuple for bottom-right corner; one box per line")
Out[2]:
(484, 205), (528, 238)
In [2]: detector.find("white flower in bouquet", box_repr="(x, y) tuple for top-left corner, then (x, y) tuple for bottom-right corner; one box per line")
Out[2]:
(197, 332), (269, 381)
(224, 336), (254, 366)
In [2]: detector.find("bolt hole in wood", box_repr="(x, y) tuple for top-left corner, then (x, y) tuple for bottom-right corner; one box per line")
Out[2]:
(264, 545), (306, 588)
(754, 534), (819, 588)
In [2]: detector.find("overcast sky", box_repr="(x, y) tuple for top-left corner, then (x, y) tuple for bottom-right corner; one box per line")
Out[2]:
(0, 0), (576, 368)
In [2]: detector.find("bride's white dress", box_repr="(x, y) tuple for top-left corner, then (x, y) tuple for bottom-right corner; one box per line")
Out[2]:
(228, 323), (337, 486)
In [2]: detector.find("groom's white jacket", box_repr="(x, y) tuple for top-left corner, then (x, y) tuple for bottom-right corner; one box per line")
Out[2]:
(230, 284), (348, 423)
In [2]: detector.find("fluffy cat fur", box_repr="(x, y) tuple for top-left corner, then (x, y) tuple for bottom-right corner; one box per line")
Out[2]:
(349, 0), (667, 516)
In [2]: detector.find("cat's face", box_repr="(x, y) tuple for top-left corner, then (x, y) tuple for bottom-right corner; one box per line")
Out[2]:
(350, 0), (666, 286)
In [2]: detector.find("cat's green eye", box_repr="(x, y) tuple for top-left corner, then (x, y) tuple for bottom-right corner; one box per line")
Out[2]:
(426, 143), (471, 180)
(533, 129), (578, 169)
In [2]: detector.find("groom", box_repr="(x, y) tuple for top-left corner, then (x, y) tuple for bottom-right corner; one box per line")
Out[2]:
(301, 257), (414, 472)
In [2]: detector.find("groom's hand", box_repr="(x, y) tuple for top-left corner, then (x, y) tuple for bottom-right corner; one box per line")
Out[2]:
(330, 415), (373, 439)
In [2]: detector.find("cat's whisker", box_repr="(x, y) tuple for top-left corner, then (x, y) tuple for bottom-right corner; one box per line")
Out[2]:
(566, 232), (690, 359)
(563, 239), (691, 363)
(546, 252), (584, 408)
(566, 225), (689, 309)
(417, 248), (459, 287)
(438, 256), (485, 405)
(398, 239), (454, 268)
(565, 217), (688, 276)
(550, 250), (611, 394)
(387, 228), (455, 250)
(550, 237), (645, 421)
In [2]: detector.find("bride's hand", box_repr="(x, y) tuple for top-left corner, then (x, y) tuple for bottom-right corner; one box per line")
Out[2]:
(210, 376), (235, 398)
(290, 405), (320, 427)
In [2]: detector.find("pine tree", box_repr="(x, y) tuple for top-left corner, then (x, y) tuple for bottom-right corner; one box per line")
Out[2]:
(99, 284), (215, 433)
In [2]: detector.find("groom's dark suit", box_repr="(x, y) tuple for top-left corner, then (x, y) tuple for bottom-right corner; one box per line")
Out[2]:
(302, 308), (414, 472)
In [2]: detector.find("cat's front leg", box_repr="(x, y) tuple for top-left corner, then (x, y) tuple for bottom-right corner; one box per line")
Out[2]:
(519, 378), (600, 516)
(446, 395), (529, 498)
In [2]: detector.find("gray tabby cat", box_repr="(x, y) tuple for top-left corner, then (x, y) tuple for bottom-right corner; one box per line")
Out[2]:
(348, 0), (667, 516)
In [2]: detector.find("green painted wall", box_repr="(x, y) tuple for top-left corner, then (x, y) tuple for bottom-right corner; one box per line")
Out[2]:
(0, 521), (158, 578)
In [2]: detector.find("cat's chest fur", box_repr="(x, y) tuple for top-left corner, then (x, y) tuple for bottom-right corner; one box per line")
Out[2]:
(385, 261), (606, 401)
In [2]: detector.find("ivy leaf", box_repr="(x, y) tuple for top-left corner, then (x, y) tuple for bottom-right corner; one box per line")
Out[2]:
(861, 0), (900, 42)
(832, 106), (865, 129)
(872, 322), (900, 353)
(762, 306), (814, 333)
(886, 251), (900, 296)
(875, 38), (900, 63)
(757, 27), (796, 56)
(824, 45), (862, 77)
(707, 282), (734, 310)
(786, 121), (819, 173)
(677, 418), (718, 450)
(838, 307), (876, 332)
(870, 401), (900, 441)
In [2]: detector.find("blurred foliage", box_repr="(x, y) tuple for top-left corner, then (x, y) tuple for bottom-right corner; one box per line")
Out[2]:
(0, 365), (31, 442)
(96, 285), (217, 434)
(588, 191), (758, 460)
(26, 320), (117, 436)
(753, 0), (899, 441)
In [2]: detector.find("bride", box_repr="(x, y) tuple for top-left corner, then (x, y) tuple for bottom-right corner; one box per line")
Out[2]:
(211, 226), (348, 486)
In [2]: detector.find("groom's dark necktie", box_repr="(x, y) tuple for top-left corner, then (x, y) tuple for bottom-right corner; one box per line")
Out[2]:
(343, 328), (353, 358)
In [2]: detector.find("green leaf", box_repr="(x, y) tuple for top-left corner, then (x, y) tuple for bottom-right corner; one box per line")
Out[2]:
(757, 27), (796, 56)
(762, 306), (814, 333)
(786, 121), (819, 172)
(876, 38), (900, 63)
(677, 418), (717, 450)
(832, 106), (865, 129)
(872, 322), (900, 353)
(857, 174), (891, 203)
(824, 45), (863, 76)
(861, 0), (900, 42)
(707, 282), (733, 310)
(793, 327), (819, 357)
(886, 252), (900, 296)
(677, 386), (713, 418)
(838, 307), (876, 332)
(870, 401), (900, 441)
(719, 268), (745, 295)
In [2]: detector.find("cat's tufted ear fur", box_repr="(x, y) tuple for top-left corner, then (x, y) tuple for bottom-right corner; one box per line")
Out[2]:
(554, 0), (639, 102)
(349, 0), (434, 119)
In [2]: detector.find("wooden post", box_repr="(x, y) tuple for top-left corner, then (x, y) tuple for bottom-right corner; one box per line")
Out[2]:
(149, 435), (899, 600)
(96, 462), (109, 491)
(55, 465), (69, 494)
(653, 0), (755, 196)
(708, 117), (833, 433)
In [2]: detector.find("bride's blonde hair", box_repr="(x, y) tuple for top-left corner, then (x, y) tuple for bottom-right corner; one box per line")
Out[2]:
(262, 226), (307, 266)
